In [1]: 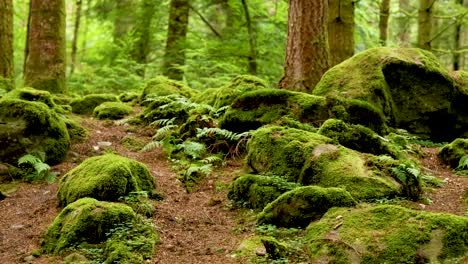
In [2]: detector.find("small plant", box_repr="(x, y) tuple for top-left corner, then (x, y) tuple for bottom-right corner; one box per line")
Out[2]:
(17, 153), (56, 183)
(391, 163), (423, 201)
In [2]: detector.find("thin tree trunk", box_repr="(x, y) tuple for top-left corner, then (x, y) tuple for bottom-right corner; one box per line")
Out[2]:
(0, 0), (14, 90)
(131, 0), (156, 77)
(241, 0), (257, 75)
(453, 0), (464, 70)
(80, 0), (91, 59)
(397, 0), (411, 46)
(418, 0), (435, 50)
(328, 0), (355, 66)
(70, 0), (82, 76)
(379, 0), (391, 46)
(279, 0), (330, 92)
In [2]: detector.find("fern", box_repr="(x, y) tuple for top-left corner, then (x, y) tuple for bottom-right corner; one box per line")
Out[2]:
(213, 105), (230, 118)
(18, 153), (56, 183)
(152, 124), (178, 140)
(196, 127), (248, 141)
(457, 155), (468, 170)
(179, 141), (206, 160)
(140, 141), (163, 152)
(150, 117), (176, 127)
(201, 155), (225, 166)
(391, 163), (422, 201)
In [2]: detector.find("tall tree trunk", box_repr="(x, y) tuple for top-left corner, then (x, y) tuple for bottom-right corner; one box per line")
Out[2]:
(0, 0), (14, 90)
(24, 0), (66, 93)
(130, 0), (156, 77)
(328, 0), (355, 67)
(80, 0), (91, 60)
(418, 0), (435, 50)
(241, 0), (257, 75)
(113, 0), (134, 42)
(163, 0), (190, 80)
(70, 0), (82, 76)
(453, 0), (464, 70)
(397, 0), (411, 46)
(379, 0), (391, 46)
(279, 0), (330, 92)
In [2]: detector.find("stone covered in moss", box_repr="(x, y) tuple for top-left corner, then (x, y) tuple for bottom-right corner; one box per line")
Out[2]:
(257, 186), (356, 228)
(3, 87), (56, 108)
(438, 138), (468, 168)
(0, 99), (70, 165)
(314, 47), (467, 141)
(93, 102), (133, 120)
(57, 153), (156, 207)
(141, 76), (198, 102)
(70, 94), (118, 115)
(118, 91), (140, 103)
(246, 126), (402, 200)
(227, 174), (300, 210)
(62, 117), (88, 143)
(307, 205), (468, 263)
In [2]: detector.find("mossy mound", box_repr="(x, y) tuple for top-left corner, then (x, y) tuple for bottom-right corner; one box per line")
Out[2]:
(257, 186), (356, 228)
(3, 87), (56, 108)
(57, 153), (156, 207)
(0, 76), (14, 91)
(318, 119), (396, 157)
(141, 76), (198, 102)
(93, 102), (133, 120)
(70, 94), (118, 115)
(227, 174), (300, 210)
(219, 88), (387, 134)
(306, 205), (468, 263)
(0, 99), (70, 165)
(62, 117), (88, 143)
(246, 126), (402, 200)
(438, 138), (468, 168)
(118, 91), (140, 104)
(314, 47), (465, 141)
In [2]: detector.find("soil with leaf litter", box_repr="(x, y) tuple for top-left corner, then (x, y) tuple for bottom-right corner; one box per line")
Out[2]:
(0, 114), (467, 264)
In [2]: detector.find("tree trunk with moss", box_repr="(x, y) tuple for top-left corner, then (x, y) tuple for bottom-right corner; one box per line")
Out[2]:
(453, 0), (465, 70)
(130, 0), (156, 77)
(0, 0), (14, 90)
(163, 0), (190, 80)
(70, 0), (82, 76)
(279, 0), (330, 92)
(379, 0), (391, 46)
(418, 0), (435, 50)
(24, 0), (66, 93)
(328, 0), (355, 67)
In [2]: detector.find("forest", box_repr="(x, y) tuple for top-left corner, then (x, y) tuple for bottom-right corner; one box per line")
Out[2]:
(0, 0), (467, 263)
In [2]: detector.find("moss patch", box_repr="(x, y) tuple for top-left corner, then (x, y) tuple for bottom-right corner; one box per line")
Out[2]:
(70, 94), (118, 115)
(306, 205), (468, 263)
(141, 76), (198, 102)
(57, 153), (156, 207)
(438, 138), (468, 168)
(93, 102), (133, 120)
(121, 135), (146, 152)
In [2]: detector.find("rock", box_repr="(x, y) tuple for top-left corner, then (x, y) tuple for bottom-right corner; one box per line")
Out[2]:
(438, 138), (468, 168)
(70, 94), (118, 115)
(141, 76), (198, 103)
(93, 102), (133, 120)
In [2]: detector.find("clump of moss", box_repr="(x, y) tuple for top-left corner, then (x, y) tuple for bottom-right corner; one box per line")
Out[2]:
(141, 76), (198, 102)
(306, 205), (468, 263)
(57, 153), (156, 207)
(0, 99), (70, 165)
(3, 87), (56, 108)
(257, 186), (356, 228)
(438, 138), (468, 168)
(118, 91), (140, 104)
(70, 94), (118, 115)
(227, 174), (300, 210)
(93, 102), (133, 120)
(121, 135), (146, 151)
(51, 93), (74, 105)
(62, 117), (87, 143)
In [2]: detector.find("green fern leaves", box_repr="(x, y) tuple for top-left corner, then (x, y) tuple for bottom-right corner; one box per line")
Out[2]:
(18, 153), (56, 183)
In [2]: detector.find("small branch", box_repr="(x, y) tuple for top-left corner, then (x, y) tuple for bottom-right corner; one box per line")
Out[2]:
(188, 4), (222, 39)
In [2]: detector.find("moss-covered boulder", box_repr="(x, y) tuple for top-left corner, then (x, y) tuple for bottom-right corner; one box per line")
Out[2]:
(57, 153), (156, 207)
(70, 94), (118, 115)
(246, 126), (402, 200)
(0, 99), (70, 165)
(3, 87), (56, 108)
(141, 76), (198, 103)
(257, 186), (356, 228)
(314, 47), (468, 141)
(307, 205), (468, 263)
(228, 174), (300, 210)
(62, 117), (88, 143)
(438, 138), (468, 168)
(93, 102), (133, 120)
(118, 91), (140, 104)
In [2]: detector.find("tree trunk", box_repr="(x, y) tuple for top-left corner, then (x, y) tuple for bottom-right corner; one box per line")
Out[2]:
(113, 0), (134, 42)
(397, 0), (411, 46)
(163, 0), (190, 80)
(70, 0), (82, 76)
(379, 0), (391, 46)
(328, 0), (355, 67)
(24, 0), (66, 93)
(279, 0), (330, 92)
(241, 0), (257, 75)
(130, 0), (156, 77)
(418, 0), (435, 50)
(453, 0), (464, 70)
(0, 0), (14, 90)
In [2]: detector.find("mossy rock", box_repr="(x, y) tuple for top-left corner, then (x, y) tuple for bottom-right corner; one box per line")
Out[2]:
(52, 93), (75, 105)
(246, 126), (402, 200)
(438, 138), (468, 168)
(227, 174), (300, 210)
(257, 186), (356, 228)
(70, 94), (118, 115)
(141, 76), (198, 102)
(57, 153), (156, 207)
(313, 47), (466, 141)
(306, 205), (468, 263)
(118, 92), (140, 104)
(0, 99), (70, 165)
(62, 117), (88, 143)
(3, 87), (56, 108)
(93, 102), (133, 120)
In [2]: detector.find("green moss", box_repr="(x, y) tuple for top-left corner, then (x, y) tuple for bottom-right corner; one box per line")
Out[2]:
(306, 205), (468, 263)
(257, 186), (356, 228)
(0, 99), (70, 165)
(438, 138), (468, 168)
(118, 92), (140, 104)
(227, 174), (300, 210)
(121, 135), (146, 151)
(57, 153), (156, 207)
(62, 117), (87, 143)
(52, 93), (74, 105)
(3, 87), (56, 108)
(141, 95), (189, 125)
(70, 94), (118, 115)
(141, 76), (198, 102)
(93, 102), (133, 120)
(0, 76), (14, 91)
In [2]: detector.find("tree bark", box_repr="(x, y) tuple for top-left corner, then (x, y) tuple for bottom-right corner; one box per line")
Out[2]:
(418, 0), (435, 50)
(70, 0), (82, 76)
(328, 0), (355, 67)
(0, 0), (14, 90)
(163, 0), (190, 80)
(24, 0), (66, 93)
(379, 0), (391, 46)
(130, 0), (156, 77)
(397, 0), (411, 46)
(279, 0), (330, 92)
(453, 0), (464, 70)
(241, 0), (257, 75)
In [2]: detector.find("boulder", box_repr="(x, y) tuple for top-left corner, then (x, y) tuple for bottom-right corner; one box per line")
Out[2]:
(70, 94), (118, 115)
(141, 76), (198, 103)
(93, 102), (133, 120)
(438, 138), (468, 168)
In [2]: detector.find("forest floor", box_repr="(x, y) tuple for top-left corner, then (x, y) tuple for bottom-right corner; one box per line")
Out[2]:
(0, 112), (467, 264)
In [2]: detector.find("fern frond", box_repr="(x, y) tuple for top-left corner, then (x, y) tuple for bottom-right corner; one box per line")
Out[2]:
(457, 155), (468, 170)
(152, 124), (178, 140)
(140, 141), (163, 152)
(18, 154), (41, 166)
(201, 155), (225, 166)
(180, 141), (206, 160)
(186, 164), (212, 177)
(150, 117), (176, 127)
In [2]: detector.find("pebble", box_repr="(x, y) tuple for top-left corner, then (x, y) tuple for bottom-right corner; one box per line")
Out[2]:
(97, 141), (112, 147)
(24, 255), (35, 263)
(256, 249), (266, 256)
